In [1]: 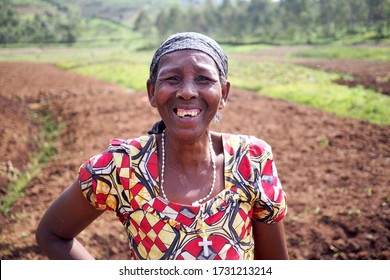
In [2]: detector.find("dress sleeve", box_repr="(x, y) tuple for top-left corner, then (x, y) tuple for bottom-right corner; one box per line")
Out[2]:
(249, 137), (287, 223)
(78, 139), (131, 212)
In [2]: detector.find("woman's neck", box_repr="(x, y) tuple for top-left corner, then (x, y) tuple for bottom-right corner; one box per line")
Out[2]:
(157, 130), (224, 205)
(163, 131), (212, 170)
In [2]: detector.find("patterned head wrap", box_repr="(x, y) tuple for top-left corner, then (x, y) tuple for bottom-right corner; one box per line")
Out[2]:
(149, 32), (228, 81)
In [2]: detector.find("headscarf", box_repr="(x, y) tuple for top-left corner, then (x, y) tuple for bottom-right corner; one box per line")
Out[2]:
(149, 32), (228, 81)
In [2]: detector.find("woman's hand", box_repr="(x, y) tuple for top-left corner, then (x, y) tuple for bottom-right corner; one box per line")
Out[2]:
(36, 179), (103, 259)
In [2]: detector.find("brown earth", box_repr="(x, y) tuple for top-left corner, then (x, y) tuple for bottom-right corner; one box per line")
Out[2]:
(232, 45), (390, 96)
(295, 59), (390, 97)
(0, 52), (389, 260)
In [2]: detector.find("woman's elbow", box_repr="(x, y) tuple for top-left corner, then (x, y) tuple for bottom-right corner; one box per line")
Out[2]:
(35, 219), (52, 251)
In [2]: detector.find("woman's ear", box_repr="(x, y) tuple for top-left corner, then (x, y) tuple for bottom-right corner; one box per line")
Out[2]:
(147, 79), (157, 107)
(219, 80), (230, 109)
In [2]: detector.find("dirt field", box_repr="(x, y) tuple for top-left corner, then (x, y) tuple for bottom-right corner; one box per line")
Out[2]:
(0, 50), (389, 260)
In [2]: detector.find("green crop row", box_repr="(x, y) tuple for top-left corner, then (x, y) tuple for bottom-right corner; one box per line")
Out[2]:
(1, 44), (389, 125)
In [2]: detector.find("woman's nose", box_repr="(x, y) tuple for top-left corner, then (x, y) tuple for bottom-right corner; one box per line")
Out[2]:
(176, 80), (198, 100)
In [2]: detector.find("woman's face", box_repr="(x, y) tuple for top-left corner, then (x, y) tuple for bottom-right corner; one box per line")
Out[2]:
(147, 50), (230, 141)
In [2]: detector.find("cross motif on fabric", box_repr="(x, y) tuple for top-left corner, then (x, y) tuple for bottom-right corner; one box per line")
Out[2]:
(198, 236), (213, 257)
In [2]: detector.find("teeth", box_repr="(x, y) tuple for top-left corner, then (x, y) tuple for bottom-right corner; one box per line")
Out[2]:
(177, 109), (200, 118)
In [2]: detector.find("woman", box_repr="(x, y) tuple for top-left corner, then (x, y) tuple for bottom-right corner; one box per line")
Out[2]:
(36, 32), (288, 260)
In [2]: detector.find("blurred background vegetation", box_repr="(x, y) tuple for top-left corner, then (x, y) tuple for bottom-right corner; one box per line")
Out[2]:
(1, 0), (389, 125)
(1, 0), (390, 47)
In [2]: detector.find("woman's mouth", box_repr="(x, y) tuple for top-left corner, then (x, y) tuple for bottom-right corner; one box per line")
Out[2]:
(174, 108), (201, 118)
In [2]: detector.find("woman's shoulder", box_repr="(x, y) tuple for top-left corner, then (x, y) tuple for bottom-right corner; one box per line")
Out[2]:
(106, 134), (156, 153)
(221, 133), (272, 155)
(83, 135), (154, 164)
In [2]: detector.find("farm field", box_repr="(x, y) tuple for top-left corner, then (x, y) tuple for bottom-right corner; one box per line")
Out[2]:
(0, 46), (389, 260)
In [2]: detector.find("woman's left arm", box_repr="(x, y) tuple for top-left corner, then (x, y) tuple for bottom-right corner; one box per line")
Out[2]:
(252, 220), (289, 260)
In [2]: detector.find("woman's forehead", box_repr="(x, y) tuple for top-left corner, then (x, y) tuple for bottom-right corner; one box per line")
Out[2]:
(158, 50), (219, 72)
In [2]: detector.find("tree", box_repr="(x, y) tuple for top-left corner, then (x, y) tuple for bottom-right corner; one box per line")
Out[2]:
(0, 0), (19, 44)
(133, 9), (153, 36)
(245, 0), (276, 40)
(367, 0), (388, 38)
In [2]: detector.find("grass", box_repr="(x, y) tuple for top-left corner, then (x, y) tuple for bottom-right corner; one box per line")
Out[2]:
(0, 47), (117, 62)
(71, 61), (149, 91)
(76, 18), (144, 48)
(0, 47), (152, 91)
(65, 48), (390, 124)
(59, 49), (152, 91)
(222, 43), (271, 53)
(291, 45), (390, 62)
(0, 111), (63, 214)
(229, 60), (390, 125)
(1, 42), (389, 214)
(1, 43), (389, 125)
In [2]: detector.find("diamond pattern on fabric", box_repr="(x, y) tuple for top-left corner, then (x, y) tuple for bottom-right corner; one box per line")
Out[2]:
(79, 134), (287, 259)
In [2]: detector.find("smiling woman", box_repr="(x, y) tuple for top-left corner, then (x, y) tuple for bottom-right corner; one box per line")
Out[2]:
(148, 49), (227, 141)
(35, 32), (288, 260)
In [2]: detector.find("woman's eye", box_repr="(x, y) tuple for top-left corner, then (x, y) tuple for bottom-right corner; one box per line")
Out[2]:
(197, 76), (214, 84)
(163, 76), (180, 84)
(168, 76), (178, 80)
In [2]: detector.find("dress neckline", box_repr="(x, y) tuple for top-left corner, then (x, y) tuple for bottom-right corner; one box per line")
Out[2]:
(150, 132), (230, 209)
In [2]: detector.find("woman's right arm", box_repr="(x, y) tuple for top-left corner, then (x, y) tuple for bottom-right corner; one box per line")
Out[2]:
(36, 179), (104, 259)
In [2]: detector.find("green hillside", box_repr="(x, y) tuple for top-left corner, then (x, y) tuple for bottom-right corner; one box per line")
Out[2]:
(2, 0), (390, 47)
(1, 0), (175, 47)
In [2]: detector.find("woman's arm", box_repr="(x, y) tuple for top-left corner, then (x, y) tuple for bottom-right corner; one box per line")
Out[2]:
(252, 220), (289, 260)
(36, 179), (103, 259)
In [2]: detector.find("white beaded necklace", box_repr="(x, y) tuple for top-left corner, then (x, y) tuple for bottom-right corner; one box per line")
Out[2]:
(160, 130), (216, 207)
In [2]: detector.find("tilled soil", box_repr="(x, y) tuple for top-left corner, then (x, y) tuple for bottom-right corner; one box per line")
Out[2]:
(295, 59), (390, 96)
(232, 45), (390, 96)
(0, 55), (389, 260)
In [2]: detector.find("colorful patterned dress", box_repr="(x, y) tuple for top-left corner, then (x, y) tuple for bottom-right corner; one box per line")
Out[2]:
(79, 133), (287, 260)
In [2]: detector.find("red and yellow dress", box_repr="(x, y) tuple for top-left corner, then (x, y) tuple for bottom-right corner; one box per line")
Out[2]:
(79, 133), (287, 260)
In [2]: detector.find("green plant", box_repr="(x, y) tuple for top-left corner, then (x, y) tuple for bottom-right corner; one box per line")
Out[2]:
(291, 45), (390, 62)
(229, 60), (390, 125)
(0, 111), (63, 214)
